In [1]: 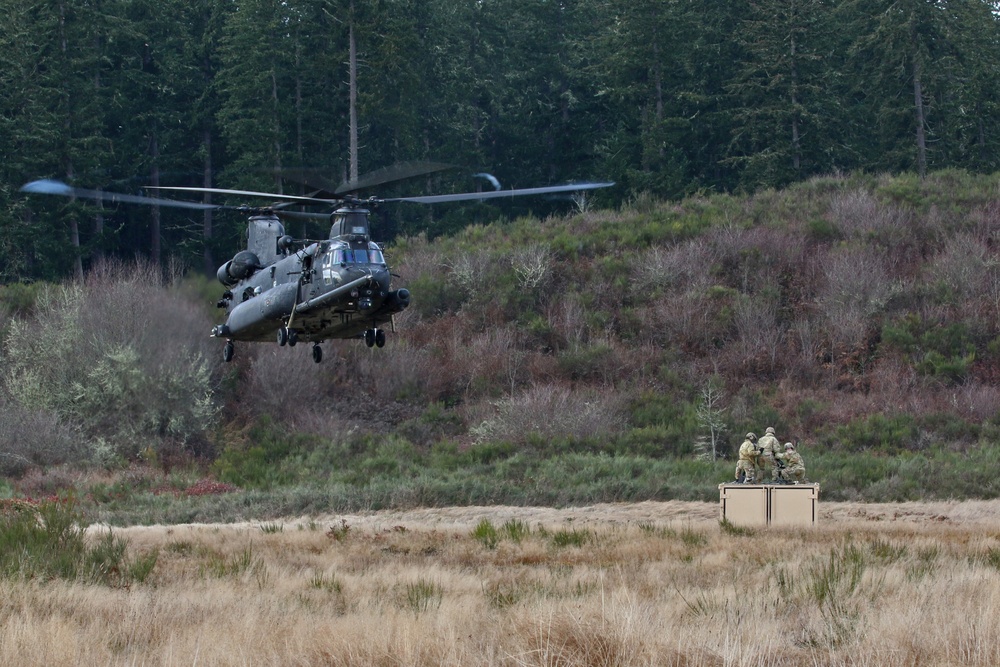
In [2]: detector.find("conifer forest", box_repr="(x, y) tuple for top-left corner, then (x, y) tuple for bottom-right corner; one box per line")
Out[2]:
(2, 0), (999, 280)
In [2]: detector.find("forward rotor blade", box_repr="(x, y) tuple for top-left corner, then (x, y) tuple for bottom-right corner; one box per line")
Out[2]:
(334, 161), (456, 195)
(146, 185), (341, 206)
(21, 179), (217, 210)
(384, 181), (615, 205)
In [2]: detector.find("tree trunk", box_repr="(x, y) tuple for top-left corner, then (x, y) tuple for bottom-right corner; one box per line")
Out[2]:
(911, 30), (927, 178)
(790, 31), (801, 172)
(150, 136), (161, 266)
(271, 70), (283, 192)
(202, 129), (214, 275)
(349, 0), (358, 183)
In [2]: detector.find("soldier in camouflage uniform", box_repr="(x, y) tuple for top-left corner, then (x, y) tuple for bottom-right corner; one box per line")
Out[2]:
(756, 426), (781, 483)
(776, 443), (806, 483)
(735, 432), (759, 483)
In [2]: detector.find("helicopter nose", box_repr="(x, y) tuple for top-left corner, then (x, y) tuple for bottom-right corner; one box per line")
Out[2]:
(372, 268), (391, 294)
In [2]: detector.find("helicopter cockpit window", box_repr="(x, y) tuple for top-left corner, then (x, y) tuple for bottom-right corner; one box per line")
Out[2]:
(322, 253), (333, 285)
(369, 249), (385, 265)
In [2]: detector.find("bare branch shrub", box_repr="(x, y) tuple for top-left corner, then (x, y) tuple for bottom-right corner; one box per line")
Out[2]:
(352, 337), (435, 403)
(0, 398), (84, 475)
(546, 294), (588, 348)
(926, 233), (992, 323)
(636, 239), (714, 294)
(786, 315), (826, 383)
(828, 189), (909, 239)
(392, 234), (441, 279)
(470, 384), (623, 446)
(732, 294), (785, 373)
(511, 243), (550, 290)
(446, 248), (497, 298)
(946, 381), (1000, 423)
(704, 223), (802, 295)
(817, 246), (901, 353)
(867, 356), (921, 414)
(244, 346), (332, 422)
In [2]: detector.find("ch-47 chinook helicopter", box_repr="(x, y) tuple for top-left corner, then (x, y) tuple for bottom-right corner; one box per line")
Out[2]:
(22, 163), (613, 364)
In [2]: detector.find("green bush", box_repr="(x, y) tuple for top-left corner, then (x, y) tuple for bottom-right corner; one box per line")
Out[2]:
(212, 418), (323, 489)
(0, 496), (153, 586)
(881, 317), (977, 384)
(821, 413), (919, 453)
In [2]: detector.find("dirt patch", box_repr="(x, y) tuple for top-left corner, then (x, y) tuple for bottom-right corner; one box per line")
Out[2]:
(102, 497), (1000, 534)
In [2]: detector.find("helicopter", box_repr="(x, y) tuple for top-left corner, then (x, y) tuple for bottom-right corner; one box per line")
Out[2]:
(22, 164), (613, 363)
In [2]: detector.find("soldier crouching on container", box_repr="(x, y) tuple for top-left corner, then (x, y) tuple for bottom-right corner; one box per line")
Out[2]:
(775, 442), (806, 483)
(735, 432), (759, 483)
(756, 426), (781, 483)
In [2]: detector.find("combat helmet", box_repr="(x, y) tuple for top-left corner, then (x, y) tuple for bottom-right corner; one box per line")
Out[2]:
(765, 427), (775, 435)
(745, 432), (757, 441)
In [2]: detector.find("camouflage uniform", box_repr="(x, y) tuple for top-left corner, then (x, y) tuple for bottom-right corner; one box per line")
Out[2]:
(776, 443), (806, 483)
(756, 427), (781, 483)
(735, 433), (759, 483)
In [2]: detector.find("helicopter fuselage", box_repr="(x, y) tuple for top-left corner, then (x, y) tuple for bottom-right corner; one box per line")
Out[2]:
(211, 210), (409, 358)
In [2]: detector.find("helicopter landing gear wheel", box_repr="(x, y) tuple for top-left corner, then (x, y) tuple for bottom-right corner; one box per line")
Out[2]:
(364, 328), (376, 348)
(312, 344), (323, 363)
(375, 329), (386, 348)
(223, 341), (235, 363)
(277, 326), (289, 346)
(287, 329), (298, 347)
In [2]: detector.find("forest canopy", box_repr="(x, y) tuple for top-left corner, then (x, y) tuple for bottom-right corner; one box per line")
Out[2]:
(2, 0), (1000, 282)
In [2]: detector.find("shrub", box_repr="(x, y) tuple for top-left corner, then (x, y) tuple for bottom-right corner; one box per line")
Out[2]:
(823, 413), (920, 453)
(472, 519), (499, 550)
(470, 384), (624, 448)
(0, 399), (84, 475)
(1, 262), (219, 463)
(0, 496), (153, 586)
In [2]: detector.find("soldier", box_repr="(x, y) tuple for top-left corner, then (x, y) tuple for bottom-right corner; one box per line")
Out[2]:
(735, 432), (759, 483)
(756, 426), (781, 483)
(776, 442), (806, 483)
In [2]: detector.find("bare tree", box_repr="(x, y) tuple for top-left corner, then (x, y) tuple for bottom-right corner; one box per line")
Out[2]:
(695, 378), (727, 460)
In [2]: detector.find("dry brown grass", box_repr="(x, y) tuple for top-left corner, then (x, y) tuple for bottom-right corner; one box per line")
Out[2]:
(3, 500), (1000, 666)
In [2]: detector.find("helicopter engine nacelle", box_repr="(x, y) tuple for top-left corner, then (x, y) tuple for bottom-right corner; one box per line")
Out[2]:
(385, 288), (411, 312)
(217, 251), (262, 286)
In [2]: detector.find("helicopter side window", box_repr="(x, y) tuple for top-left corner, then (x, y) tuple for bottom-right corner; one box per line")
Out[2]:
(322, 253), (333, 285)
(333, 249), (346, 265)
(370, 249), (385, 265)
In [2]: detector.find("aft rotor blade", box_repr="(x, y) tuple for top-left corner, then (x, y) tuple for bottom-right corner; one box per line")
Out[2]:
(146, 185), (341, 206)
(385, 181), (615, 205)
(276, 210), (335, 222)
(21, 179), (218, 210)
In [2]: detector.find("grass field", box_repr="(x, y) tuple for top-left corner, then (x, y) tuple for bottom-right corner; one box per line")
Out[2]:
(2, 499), (1000, 666)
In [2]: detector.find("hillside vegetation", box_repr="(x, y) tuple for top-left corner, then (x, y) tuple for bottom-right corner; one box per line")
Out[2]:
(3, 170), (1000, 521)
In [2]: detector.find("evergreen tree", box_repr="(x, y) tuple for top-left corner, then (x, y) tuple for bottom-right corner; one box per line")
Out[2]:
(727, 0), (838, 189)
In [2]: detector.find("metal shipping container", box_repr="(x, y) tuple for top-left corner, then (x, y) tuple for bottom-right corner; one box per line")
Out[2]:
(719, 483), (819, 527)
